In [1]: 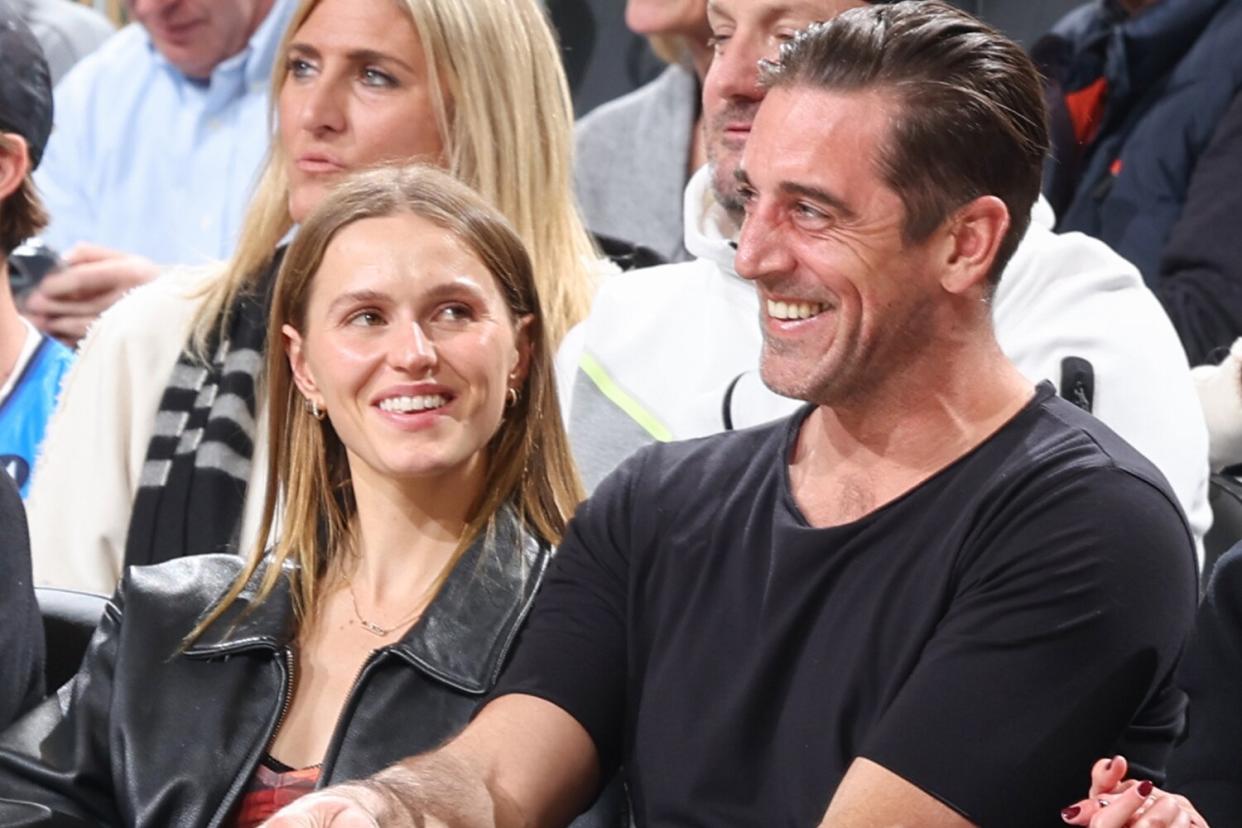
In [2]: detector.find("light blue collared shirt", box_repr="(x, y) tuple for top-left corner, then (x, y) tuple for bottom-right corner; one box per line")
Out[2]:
(35, 0), (298, 265)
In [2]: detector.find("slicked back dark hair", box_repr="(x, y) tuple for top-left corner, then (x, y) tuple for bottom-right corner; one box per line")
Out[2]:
(761, 0), (1048, 283)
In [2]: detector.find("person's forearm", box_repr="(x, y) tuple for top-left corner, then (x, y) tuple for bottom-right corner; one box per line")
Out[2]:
(329, 752), (533, 828)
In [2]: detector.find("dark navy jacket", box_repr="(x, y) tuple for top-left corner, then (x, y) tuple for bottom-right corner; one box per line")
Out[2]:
(1035, 0), (1242, 363)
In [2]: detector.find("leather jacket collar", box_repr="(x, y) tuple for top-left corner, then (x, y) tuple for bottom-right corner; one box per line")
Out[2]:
(183, 505), (549, 694)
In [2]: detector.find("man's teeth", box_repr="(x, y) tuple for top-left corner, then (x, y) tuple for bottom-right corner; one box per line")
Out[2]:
(379, 394), (447, 413)
(767, 300), (828, 321)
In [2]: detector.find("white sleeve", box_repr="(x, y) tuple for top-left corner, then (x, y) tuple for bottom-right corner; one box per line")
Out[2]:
(1193, 338), (1242, 472)
(26, 270), (203, 593)
(554, 321), (588, 425)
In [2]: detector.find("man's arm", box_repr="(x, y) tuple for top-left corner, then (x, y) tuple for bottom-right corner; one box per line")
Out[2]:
(841, 465), (1196, 827)
(820, 759), (974, 828)
(263, 695), (598, 828)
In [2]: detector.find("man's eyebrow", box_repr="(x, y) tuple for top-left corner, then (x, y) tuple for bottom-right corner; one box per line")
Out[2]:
(734, 169), (857, 220)
(780, 182), (856, 220)
(287, 43), (418, 75)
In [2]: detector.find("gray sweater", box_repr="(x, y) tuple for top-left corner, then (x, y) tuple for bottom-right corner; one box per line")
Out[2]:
(573, 64), (699, 263)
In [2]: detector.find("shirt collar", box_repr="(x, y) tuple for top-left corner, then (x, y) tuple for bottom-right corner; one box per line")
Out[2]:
(143, 0), (298, 89)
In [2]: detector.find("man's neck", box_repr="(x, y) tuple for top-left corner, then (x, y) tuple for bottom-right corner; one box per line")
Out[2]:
(0, 260), (32, 388)
(788, 339), (1034, 528)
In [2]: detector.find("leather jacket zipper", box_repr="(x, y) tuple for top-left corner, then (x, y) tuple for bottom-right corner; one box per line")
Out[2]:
(207, 646), (296, 828)
(316, 649), (384, 786)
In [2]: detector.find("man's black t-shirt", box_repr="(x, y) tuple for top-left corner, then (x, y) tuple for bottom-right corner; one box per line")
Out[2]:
(493, 385), (1197, 827)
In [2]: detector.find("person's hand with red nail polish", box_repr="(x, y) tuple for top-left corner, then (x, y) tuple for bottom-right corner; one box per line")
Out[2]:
(1059, 755), (1211, 827)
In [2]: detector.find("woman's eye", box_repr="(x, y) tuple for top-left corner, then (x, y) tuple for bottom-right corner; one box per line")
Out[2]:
(361, 67), (397, 88)
(435, 304), (474, 323)
(286, 56), (315, 79)
(346, 310), (384, 327)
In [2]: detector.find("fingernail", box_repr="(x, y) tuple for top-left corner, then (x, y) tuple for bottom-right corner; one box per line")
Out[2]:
(1138, 780), (1153, 797)
(1061, 805), (1081, 821)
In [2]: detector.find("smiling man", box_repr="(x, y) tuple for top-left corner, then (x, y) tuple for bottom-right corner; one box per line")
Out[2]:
(21, 0), (298, 343)
(557, 0), (1211, 568)
(262, 4), (1197, 827)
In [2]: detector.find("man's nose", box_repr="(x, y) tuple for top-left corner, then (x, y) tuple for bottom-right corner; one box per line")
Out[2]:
(734, 200), (795, 283)
(703, 36), (768, 105)
(129, 0), (178, 18)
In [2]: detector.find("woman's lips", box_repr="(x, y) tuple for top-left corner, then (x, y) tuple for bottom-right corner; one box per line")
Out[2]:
(296, 156), (346, 174)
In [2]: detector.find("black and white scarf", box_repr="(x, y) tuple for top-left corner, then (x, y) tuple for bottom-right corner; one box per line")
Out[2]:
(124, 252), (284, 569)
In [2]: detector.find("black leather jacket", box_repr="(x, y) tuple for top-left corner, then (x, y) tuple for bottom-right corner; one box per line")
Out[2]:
(0, 513), (618, 827)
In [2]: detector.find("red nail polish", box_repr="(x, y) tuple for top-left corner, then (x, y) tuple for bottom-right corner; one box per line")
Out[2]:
(1061, 805), (1082, 821)
(1138, 780), (1153, 797)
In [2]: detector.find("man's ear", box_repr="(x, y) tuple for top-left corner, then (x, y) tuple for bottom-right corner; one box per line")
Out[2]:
(937, 195), (1010, 295)
(0, 134), (31, 202)
(282, 323), (323, 406)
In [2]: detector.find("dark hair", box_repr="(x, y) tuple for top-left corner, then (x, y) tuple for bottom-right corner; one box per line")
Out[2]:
(762, 0), (1048, 283)
(0, 134), (48, 256)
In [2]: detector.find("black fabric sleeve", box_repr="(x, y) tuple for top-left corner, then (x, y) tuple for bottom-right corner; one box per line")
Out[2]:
(1154, 89), (1242, 365)
(487, 447), (647, 777)
(1166, 546), (1242, 824)
(0, 583), (125, 826)
(0, 473), (43, 729)
(860, 467), (1197, 827)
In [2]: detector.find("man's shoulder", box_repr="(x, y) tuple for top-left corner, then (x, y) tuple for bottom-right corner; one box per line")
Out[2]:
(1017, 392), (1184, 511)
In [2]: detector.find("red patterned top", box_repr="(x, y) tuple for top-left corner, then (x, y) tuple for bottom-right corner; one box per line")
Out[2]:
(231, 754), (322, 828)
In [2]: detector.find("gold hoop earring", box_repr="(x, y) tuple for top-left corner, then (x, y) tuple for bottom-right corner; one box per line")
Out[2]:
(505, 387), (519, 409)
(305, 397), (325, 421)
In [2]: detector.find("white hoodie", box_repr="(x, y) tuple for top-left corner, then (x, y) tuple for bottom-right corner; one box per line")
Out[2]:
(559, 166), (1211, 558)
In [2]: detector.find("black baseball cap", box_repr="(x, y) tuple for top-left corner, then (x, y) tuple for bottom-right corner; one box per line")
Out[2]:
(0, 5), (53, 169)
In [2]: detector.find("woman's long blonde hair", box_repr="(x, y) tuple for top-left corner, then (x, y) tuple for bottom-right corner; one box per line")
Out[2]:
(191, 0), (596, 354)
(190, 165), (584, 640)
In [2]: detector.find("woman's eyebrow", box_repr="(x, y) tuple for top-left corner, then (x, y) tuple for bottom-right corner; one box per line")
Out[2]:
(287, 42), (418, 75)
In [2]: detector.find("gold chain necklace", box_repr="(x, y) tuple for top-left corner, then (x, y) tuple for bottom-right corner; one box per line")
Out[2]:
(346, 580), (425, 637)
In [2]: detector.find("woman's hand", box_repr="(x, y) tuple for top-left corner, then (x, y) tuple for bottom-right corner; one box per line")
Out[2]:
(1060, 756), (1209, 827)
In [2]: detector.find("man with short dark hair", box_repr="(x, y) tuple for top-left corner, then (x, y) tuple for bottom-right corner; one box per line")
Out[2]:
(557, 0), (1210, 571)
(0, 7), (73, 497)
(265, 4), (1197, 826)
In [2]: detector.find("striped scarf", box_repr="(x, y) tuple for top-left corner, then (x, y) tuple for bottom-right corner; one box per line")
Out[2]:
(124, 253), (283, 569)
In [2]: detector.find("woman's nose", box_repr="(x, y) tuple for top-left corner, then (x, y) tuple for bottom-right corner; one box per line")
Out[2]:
(388, 321), (437, 374)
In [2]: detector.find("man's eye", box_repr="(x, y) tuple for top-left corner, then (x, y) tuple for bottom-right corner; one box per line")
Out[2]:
(707, 34), (731, 54)
(795, 203), (826, 220)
